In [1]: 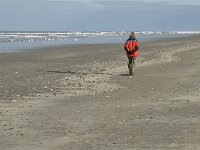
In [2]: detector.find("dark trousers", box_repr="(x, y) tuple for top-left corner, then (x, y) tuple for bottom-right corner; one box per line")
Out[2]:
(128, 57), (135, 75)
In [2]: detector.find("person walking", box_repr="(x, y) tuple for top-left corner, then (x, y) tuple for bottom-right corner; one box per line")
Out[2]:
(124, 32), (139, 76)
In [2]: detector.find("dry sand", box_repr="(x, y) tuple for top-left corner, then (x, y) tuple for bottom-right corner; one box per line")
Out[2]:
(0, 35), (200, 150)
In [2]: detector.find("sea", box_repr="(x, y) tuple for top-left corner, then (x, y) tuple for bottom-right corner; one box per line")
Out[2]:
(0, 31), (200, 53)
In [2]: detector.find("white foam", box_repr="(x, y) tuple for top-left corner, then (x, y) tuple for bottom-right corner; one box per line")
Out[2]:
(0, 31), (200, 43)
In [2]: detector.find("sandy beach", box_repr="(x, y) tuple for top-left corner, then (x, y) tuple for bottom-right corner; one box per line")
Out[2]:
(1, 35), (200, 150)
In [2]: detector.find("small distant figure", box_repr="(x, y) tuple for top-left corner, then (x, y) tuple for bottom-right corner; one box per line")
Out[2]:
(124, 32), (139, 76)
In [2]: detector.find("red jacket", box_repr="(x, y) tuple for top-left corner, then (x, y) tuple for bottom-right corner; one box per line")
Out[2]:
(124, 37), (139, 58)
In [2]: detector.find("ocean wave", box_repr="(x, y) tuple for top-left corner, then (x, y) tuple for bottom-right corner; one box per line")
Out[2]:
(0, 31), (200, 42)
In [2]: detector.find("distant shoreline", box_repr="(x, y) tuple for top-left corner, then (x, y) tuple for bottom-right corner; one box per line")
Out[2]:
(0, 32), (198, 54)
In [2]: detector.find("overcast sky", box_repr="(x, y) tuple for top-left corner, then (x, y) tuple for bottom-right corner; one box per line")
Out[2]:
(0, 0), (200, 31)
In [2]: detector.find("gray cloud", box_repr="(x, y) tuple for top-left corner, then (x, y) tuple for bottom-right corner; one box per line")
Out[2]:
(0, 0), (200, 31)
(44, 0), (200, 5)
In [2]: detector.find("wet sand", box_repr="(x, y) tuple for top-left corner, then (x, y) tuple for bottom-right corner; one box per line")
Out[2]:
(1, 35), (200, 150)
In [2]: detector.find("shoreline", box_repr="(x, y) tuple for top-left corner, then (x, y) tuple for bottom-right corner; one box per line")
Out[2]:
(0, 33), (197, 54)
(1, 34), (200, 149)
